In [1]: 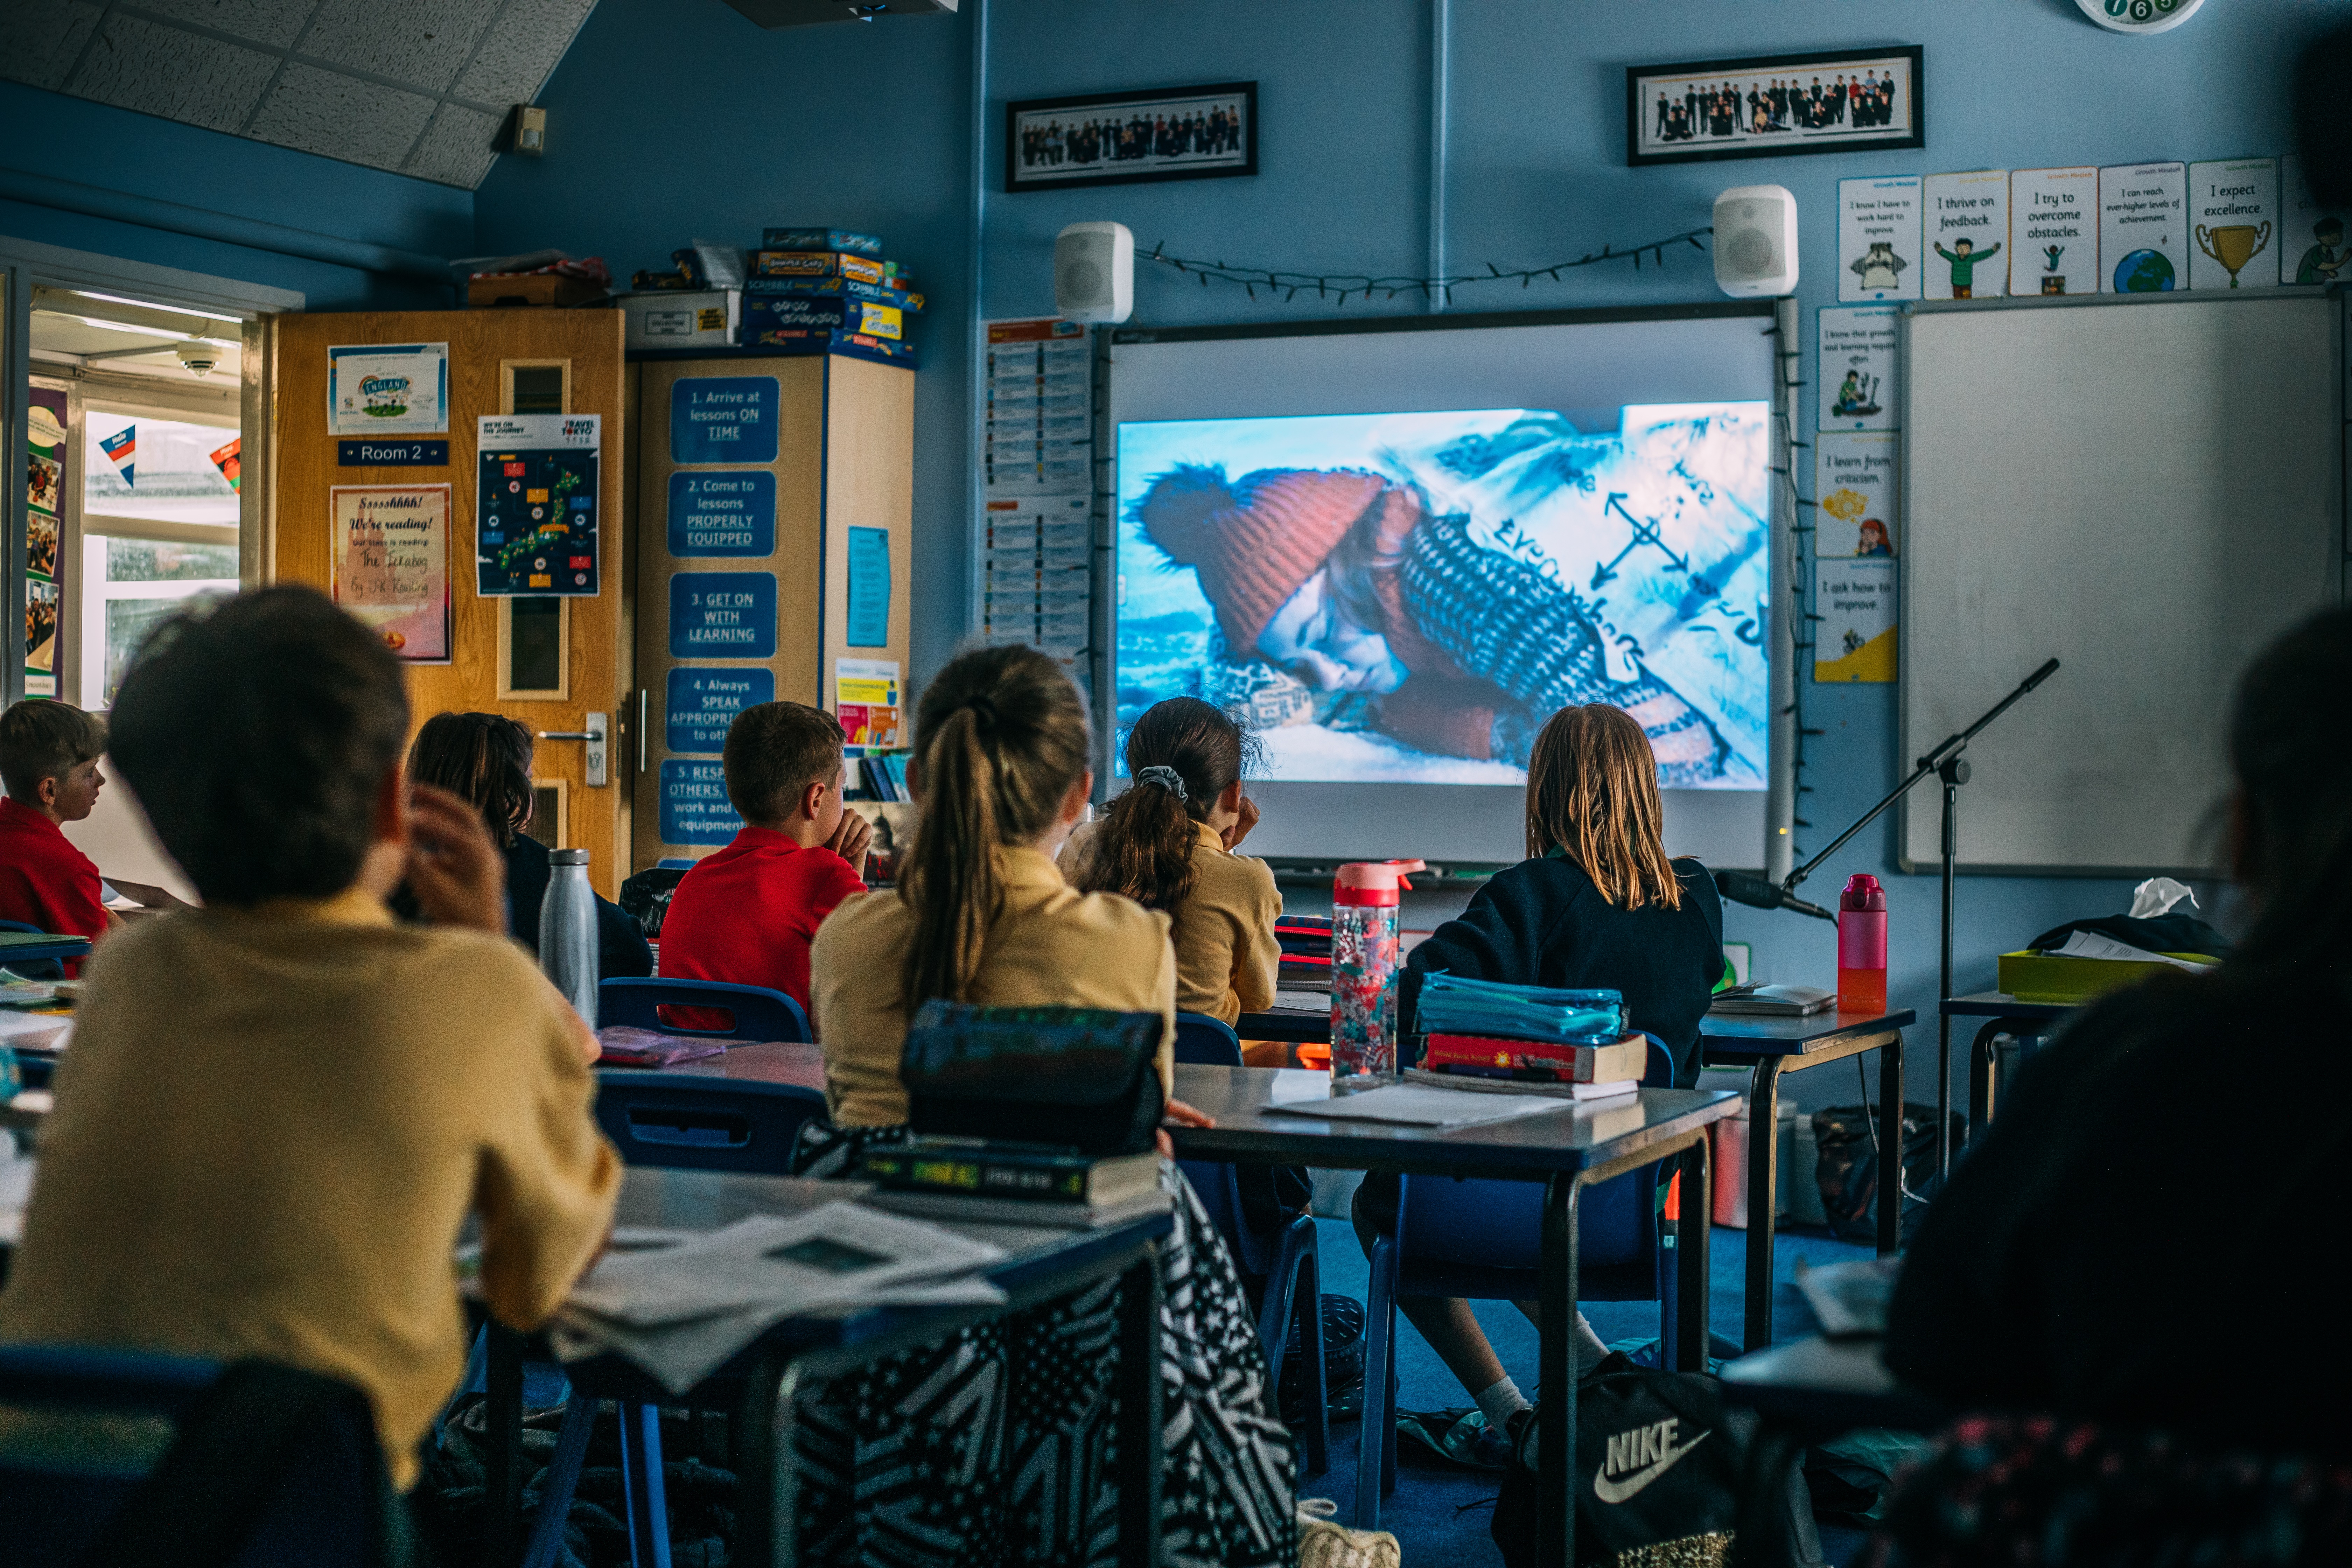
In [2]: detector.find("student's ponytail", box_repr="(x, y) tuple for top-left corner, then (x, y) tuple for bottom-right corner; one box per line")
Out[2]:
(898, 646), (1093, 1007)
(1073, 696), (1251, 925)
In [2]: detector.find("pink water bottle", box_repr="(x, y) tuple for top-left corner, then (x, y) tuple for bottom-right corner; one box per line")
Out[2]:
(1837, 873), (1888, 1014)
(1330, 859), (1425, 1089)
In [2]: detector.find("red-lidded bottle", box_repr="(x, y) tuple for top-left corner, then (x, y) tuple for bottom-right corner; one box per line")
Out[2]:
(1330, 859), (1425, 1088)
(1837, 873), (1889, 1014)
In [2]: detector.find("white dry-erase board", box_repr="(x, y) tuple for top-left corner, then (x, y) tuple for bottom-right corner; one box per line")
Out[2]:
(1899, 290), (2343, 876)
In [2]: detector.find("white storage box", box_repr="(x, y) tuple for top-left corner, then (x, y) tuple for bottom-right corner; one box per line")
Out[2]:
(1709, 1097), (1798, 1230)
(622, 289), (739, 351)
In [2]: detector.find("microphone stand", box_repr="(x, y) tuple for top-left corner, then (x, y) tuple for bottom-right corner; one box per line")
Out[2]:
(1772, 657), (2059, 1179)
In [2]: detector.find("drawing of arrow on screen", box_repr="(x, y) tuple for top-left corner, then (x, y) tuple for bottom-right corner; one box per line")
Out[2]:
(1592, 493), (1711, 595)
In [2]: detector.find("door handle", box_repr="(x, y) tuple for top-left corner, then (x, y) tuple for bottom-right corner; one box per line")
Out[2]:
(537, 712), (609, 787)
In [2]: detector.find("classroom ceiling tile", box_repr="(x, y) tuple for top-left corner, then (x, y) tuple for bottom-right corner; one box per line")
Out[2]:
(298, 0), (498, 93)
(451, 0), (595, 107)
(247, 61), (437, 171)
(0, 1), (106, 92)
(12, 0), (594, 190)
(403, 101), (503, 187)
(65, 13), (279, 133)
(122, 0), (323, 50)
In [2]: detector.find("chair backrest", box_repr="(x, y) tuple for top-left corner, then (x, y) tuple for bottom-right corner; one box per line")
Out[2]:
(594, 1074), (826, 1175)
(1173, 1011), (1243, 1066)
(0, 1349), (388, 1568)
(597, 976), (810, 1041)
(1393, 1034), (1674, 1300)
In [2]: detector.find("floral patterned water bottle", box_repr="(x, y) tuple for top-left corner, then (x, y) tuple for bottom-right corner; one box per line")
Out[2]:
(1330, 859), (1425, 1090)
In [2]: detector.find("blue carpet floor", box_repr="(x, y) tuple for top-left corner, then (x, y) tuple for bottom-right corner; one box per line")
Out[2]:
(1296, 1214), (1878, 1568)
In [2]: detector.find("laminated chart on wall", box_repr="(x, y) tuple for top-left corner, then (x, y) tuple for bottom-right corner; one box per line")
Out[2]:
(1923, 170), (2009, 300)
(981, 493), (1092, 662)
(1815, 432), (1899, 558)
(476, 415), (601, 596)
(2011, 167), (2099, 295)
(2280, 155), (2351, 285)
(660, 758), (742, 846)
(1839, 175), (1923, 302)
(669, 572), (778, 659)
(836, 658), (901, 748)
(1818, 307), (1899, 431)
(1814, 557), (1895, 683)
(2099, 163), (2187, 293)
(23, 385), (66, 696)
(846, 526), (891, 647)
(2189, 158), (2279, 290)
(667, 471), (776, 557)
(982, 318), (1091, 497)
(670, 376), (780, 464)
(666, 666), (776, 755)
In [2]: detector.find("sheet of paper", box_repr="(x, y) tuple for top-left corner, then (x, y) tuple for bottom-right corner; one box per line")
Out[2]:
(1815, 432), (1898, 558)
(2189, 158), (2280, 290)
(1263, 1083), (1569, 1128)
(846, 525), (891, 647)
(1813, 558), (1895, 683)
(1838, 175), (1923, 302)
(1923, 170), (2009, 299)
(2051, 929), (2213, 972)
(2099, 162), (2188, 294)
(2010, 167), (2099, 296)
(1272, 989), (1330, 1011)
(1817, 307), (1899, 432)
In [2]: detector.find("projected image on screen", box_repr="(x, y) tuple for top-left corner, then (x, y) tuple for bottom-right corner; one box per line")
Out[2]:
(1116, 405), (1770, 788)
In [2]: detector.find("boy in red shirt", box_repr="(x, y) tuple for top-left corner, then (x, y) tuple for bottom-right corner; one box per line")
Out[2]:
(659, 702), (873, 1022)
(0, 700), (119, 973)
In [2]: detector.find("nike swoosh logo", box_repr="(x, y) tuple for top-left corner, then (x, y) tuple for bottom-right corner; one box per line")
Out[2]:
(1591, 1429), (1712, 1503)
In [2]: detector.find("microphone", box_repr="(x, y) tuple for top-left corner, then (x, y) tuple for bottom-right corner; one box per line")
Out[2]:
(1715, 870), (1837, 923)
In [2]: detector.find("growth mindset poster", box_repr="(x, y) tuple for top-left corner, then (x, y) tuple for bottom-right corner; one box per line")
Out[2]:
(2011, 167), (2098, 295)
(1818, 307), (1899, 431)
(1839, 176), (1923, 302)
(2099, 163), (2188, 293)
(1923, 171), (2008, 299)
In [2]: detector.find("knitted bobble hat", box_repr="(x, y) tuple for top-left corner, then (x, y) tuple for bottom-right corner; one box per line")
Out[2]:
(1136, 464), (1387, 655)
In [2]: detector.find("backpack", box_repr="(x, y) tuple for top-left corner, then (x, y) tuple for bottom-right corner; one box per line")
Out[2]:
(1492, 1354), (1821, 1568)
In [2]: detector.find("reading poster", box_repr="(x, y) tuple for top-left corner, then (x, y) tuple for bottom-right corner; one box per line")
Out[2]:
(475, 414), (601, 596)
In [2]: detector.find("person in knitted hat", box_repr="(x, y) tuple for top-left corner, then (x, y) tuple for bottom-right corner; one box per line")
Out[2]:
(1136, 462), (1730, 782)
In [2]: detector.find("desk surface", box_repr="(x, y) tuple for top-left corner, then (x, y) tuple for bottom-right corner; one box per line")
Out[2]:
(1699, 1007), (1915, 1060)
(622, 1040), (827, 1090)
(0, 936), (90, 962)
(589, 1167), (1174, 1362)
(1941, 991), (2078, 1020)
(1169, 1064), (1735, 1177)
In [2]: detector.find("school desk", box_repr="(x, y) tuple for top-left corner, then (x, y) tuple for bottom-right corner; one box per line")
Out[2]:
(482, 1167), (1173, 1568)
(0, 933), (91, 968)
(1699, 1007), (1914, 1353)
(1718, 1334), (1948, 1550)
(1941, 992), (2078, 1144)
(1167, 1064), (1737, 1568)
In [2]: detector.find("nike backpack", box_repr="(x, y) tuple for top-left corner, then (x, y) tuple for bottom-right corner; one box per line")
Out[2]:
(1491, 1354), (1822, 1568)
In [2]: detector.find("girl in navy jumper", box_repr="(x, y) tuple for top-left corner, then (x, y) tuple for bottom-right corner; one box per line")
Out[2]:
(1355, 702), (1726, 1461)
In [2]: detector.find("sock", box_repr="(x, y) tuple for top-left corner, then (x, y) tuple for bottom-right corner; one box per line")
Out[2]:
(1574, 1313), (1613, 1378)
(1474, 1375), (1530, 1430)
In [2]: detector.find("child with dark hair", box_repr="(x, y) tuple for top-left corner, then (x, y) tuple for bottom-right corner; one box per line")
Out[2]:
(659, 700), (872, 1017)
(0, 698), (117, 972)
(798, 646), (1297, 1565)
(1062, 695), (1281, 1032)
(0, 586), (620, 1494)
(398, 711), (652, 980)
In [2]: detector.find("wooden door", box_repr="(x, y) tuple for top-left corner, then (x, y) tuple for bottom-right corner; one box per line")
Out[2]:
(266, 310), (630, 897)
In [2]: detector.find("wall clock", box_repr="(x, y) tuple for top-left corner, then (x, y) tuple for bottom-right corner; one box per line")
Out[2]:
(2077, 0), (2205, 33)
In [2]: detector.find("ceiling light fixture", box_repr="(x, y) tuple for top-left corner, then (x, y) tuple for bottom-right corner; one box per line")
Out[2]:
(62, 289), (242, 323)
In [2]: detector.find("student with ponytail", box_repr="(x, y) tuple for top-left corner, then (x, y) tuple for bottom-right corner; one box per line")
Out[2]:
(799, 646), (1298, 1566)
(1062, 695), (1283, 1048)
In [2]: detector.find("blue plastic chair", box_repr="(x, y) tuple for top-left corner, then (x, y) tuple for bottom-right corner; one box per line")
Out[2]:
(1171, 1011), (1329, 1476)
(0, 918), (67, 982)
(1352, 1032), (1679, 1529)
(0, 1347), (389, 1566)
(596, 975), (810, 1040)
(527, 981), (822, 1568)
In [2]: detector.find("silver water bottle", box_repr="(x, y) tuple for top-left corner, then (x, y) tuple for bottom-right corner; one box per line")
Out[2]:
(540, 848), (599, 1024)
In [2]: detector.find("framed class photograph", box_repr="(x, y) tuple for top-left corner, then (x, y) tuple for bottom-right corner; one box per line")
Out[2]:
(1628, 47), (1924, 167)
(1006, 81), (1258, 193)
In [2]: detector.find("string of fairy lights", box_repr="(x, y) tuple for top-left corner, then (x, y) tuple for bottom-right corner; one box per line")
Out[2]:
(1136, 225), (1716, 306)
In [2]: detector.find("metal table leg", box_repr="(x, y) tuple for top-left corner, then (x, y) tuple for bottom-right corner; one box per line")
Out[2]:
(1742, 1060), (1784, 1353)
(483, 1321), (525, 1568)
(1966, 1018), (2014, 1144)
(1676, 1134), (1712, 1371)
(1539, 1172), (1586, 1568)
(1877, 1030), (1906, 1255)
(1113, 1246), (1165, 1568)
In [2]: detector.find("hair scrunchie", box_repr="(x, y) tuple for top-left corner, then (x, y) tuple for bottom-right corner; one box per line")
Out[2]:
(1135, 765), (1189, 802)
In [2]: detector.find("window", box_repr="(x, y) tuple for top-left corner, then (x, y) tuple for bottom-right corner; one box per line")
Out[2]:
(77, 410), (240, 707)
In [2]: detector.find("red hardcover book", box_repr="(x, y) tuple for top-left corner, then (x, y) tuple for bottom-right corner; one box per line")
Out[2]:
(1422, 1031), (1648, 1084)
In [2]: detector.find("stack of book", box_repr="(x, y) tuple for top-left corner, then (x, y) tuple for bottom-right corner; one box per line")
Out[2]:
(1411, 975), (1642, 1101)
(853, 751), (911, 802)
(1274, 914), (1333, 990)
(857, 1139), (1166, 1228)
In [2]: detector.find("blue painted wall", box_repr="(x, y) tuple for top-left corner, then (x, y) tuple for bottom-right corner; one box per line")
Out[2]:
(472, 0), (977, 684)
(0, 81), (471, 309)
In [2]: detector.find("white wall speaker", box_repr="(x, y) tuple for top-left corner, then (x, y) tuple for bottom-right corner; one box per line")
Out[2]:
(1713, 185), (1799, 297)
(1056, 221), (1134, 323)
